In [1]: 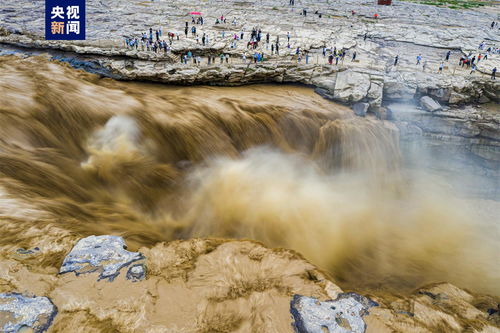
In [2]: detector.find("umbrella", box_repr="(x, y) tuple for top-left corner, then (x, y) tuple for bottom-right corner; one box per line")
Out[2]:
(190, 11), (202, 15)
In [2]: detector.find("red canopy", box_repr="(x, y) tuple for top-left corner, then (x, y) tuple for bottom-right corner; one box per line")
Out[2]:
(190, 11), (202, 15)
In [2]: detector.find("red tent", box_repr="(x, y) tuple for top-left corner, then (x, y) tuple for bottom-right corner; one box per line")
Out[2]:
(190, 11), (202, 15)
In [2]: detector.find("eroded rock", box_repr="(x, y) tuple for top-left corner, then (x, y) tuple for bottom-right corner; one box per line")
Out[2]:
(352, 102), (369, 117)
(0, 293), (57, 333)
(59, 235), (145, 281)
(420, 96), (442, 112)
(290, 293), (378, 333)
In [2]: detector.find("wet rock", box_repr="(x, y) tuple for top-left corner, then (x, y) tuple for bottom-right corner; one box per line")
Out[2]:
(0, 293), (57, 333)
(420, 96), (442, 112)
(126, 264), (146, 282)
(59, 235), (144, 282)
(15, 247), (40, 255)
(290, 293), (378, 333)
(352, 102), (369, 117)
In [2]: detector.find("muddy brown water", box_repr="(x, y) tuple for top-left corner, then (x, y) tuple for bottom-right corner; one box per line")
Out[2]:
(0, 55), (499, 305)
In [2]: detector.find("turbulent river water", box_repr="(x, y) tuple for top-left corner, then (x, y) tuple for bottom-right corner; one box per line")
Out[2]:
(0, 55), (499, 301)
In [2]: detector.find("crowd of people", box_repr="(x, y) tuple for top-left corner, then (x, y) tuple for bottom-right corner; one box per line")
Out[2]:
(121, 9), (498, 80)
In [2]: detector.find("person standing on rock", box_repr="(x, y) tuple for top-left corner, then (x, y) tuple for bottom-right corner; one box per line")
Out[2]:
(439, 62), (444, 73)
(271, 44), (275, 54)
(422, 60), (427, 72)
(416, 54), (422, 65)
(184, 26), (188, 37)
(352, 51), (357, 62)
(335, 55), (339, 65)
(491, 67), (496, 79)
(220, 53), (225, 64)
(328, 53), (333, 65)
(445, 50), (451, 61)
(287, 32), (291, 42)
(394, 55), (399, 66)
(266, 33), (270, 44)
(242, 53), (246, 63)
(470, 64), (476, 75)
(226, 54), (230, 63)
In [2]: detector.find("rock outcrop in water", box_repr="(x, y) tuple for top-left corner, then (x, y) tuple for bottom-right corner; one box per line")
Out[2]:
(1, 235), (500, 332)
(290, 293), (378, 333)
(0, 293), (58, 333)
(59, 235), (146, 282)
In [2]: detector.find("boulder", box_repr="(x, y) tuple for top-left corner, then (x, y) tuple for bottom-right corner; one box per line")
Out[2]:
(352, 102), (369, 117)
(290, 293), (378, 333)
(60, 235), (145, 282)
(420, 96), (442, 112)
(333, 70), (371, 103)
(0, 293), (57, 333)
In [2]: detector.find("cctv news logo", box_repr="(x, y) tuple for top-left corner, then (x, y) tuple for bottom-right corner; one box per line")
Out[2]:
(45, 0), (85, 40)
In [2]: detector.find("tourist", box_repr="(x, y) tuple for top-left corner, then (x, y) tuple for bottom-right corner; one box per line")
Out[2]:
(416, 54), (422, 65)
(287, 32), (291, 42)
(220, 53), (225, 64)
(322, 46), (326, 57)
(492, 67), (497, 80)
(445, 50), (451, 61)
(470, 64), (476, 75)
(306, 52), (309, 64)
(422, 60), (427, 71)
(297, 54), (302, 64)
(271, 44), (274, 54)
(439, 62), (444, 73)
(394, 55), (398, 66)
(226, 54), (229, 63)
(242, 53), (246, 63)
(352, 51), (357, 62)
(335, 55), (339, 65)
